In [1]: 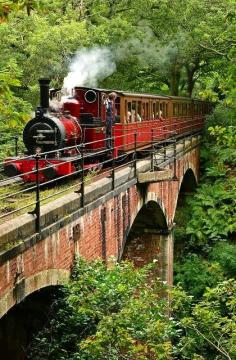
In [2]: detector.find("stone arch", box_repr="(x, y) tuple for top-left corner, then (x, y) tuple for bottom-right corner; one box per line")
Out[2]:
(145, 191), (168, 223)
(173, 166), (198, 221)
(173, 166), (198, 258)
(179, 168), (198, 194)
(121, 200), (171, 279)
(128, 200), (168, 236)
(0, 268), (70, 319)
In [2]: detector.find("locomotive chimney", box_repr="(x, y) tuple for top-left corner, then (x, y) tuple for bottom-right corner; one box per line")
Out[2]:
(39, 78), (50, 110)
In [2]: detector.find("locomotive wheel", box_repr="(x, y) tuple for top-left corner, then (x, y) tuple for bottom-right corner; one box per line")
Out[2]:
(42, 166), (57, 180)
(4, 164), (20, 177)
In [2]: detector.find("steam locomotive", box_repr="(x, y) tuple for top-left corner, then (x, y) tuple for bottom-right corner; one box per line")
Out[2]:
(4, 79), (211, 182)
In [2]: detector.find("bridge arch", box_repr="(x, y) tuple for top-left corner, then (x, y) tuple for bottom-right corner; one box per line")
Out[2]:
(179, 167), (198, 194)
(173, 165), (198, 222)
(0, 281), (65, 360)
(0, 268), (70, 319)
(121, 200), (171, 281)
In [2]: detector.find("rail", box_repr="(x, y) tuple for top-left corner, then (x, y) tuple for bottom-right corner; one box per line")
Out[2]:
(0, 117), (203, 234)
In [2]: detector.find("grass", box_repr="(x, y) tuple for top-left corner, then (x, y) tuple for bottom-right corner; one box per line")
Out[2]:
(0, 169), (101, 225)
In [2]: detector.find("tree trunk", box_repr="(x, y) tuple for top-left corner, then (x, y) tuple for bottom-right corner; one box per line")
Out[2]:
(185, 62), (199, 98)
(170, 65), (181, 96)
(27, 5), (31, 16)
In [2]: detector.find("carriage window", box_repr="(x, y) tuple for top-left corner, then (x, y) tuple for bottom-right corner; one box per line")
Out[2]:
(187, 103), (191, 115)
(131, 101), (137, 122)
(165, 103), (168, 117)
(127, 102), (132, 122)
(160, 103), (163, 117)
(156, 102), (160, 116)
(162, 103), (165, 117)
(173, 103), (177, 116)
(177, 103), (180, 116)
(115, 97), (120, 116)
(137, 101), (142, 121)
(153, 102), (156, 119)
(142, 103), (145, 120)
(146, 103), (149, 120)
(183, 103), (186, 116)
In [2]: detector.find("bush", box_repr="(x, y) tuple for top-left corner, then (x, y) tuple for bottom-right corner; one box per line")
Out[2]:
(205, 103), (236, 131)
(210, 242), (236, 278)
(174, 254), (224, 299)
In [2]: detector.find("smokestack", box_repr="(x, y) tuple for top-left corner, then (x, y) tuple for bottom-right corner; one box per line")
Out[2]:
(39, 78), (50, 110)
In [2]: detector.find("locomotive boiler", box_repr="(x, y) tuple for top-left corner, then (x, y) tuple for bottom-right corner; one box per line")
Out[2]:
(24, 79), (82, 154)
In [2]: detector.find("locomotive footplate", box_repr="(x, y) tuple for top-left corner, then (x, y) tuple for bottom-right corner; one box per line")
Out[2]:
(4, 155), (101, 183)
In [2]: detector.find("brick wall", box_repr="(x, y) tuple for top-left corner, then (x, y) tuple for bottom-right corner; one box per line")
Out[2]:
(0, 144), (200, 318)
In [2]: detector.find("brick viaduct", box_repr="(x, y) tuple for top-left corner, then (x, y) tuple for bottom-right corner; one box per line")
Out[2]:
(0, 135), (200, 319)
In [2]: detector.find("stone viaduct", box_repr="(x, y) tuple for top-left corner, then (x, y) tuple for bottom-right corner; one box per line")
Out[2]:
(0, 135), (200, 319)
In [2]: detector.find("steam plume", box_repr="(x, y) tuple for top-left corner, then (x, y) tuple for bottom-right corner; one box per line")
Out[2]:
(63, 47), (116, 91)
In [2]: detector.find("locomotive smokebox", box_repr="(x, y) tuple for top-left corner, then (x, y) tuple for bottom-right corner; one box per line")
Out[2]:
(39, 78), (50, 110)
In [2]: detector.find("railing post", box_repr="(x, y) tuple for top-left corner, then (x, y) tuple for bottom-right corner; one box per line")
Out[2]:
(173, 137), (177, 180)
(134, 132), (137, 177)
(35, 154), (41, 233)
(14, 135), (19, 157)
(164, 140), (167, 163)
(80, 144), (85, 207)
(112, 146), (115, 190)
(151, 129), (154, 171)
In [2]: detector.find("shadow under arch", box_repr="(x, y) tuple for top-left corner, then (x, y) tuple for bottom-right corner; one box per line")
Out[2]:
(121, 200), (170, 273)
(179, 168), (197, 194)
(128, 200), (168, 235)
(0, 284), (62, 360)
(174, 168), (198, 260)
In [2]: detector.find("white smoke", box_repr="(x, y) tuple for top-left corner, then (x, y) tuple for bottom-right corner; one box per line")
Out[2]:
(63, 47), (116, 91)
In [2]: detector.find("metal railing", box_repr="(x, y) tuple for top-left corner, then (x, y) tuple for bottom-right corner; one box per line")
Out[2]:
(0, 117), (203, 234)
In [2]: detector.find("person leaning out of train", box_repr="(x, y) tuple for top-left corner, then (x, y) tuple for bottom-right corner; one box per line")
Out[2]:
(137, 113), (142, 122)
(157, 110), (164, 121)
(105, 92), (117, 148)
(127, 111), (132, 123)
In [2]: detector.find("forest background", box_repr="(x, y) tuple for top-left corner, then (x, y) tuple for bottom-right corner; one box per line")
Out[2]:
(0, 1), (236, 359)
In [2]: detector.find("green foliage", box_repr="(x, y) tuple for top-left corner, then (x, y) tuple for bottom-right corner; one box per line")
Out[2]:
(186, 178), (236, 247)
(174, 254), (224, 299)
(28, 259), (174, 360)
(0, 59), (31, 157)
(179, 125), (236, 250)
(208, 125), (236, 147)
(205, 103), (236, 129)
(175, 279), (236, 359)
(0, 59), (31, 126)
(28, 259), (236, 360)
(210, 242), (236, 278)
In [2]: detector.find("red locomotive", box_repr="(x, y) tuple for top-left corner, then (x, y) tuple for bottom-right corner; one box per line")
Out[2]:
(4, 79), (211, 182)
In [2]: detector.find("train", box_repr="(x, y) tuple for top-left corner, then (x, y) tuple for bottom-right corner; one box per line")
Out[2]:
(4, 79), (212, 182)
